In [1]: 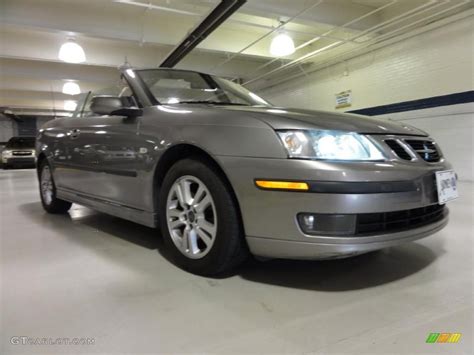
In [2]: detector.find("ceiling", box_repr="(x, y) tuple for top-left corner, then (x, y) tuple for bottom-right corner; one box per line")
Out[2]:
(0, 0), (472, 116)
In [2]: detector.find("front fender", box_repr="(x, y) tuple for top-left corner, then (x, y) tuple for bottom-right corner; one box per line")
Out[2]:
(139, 106), (287, 159)
(178, 124), (286, 158)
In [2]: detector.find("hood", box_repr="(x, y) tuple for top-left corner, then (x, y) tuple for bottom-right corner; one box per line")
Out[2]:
(218, 106), (428, 136)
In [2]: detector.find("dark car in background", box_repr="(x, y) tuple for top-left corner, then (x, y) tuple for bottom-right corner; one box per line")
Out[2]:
(2, 136), (36, 169)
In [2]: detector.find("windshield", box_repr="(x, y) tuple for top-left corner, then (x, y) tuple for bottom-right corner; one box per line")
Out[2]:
(6, 137), (35, 149)
(136, 69), (272, 107)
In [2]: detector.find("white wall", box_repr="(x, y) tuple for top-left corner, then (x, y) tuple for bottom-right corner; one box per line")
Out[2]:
(261, 15), (473, 111)
(384, 103), (473, 181)
(260, 15), (473, 181)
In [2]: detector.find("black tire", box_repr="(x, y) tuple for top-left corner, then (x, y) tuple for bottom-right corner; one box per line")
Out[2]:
(38, 159), (72, 214)
(158, 158), (248, 276)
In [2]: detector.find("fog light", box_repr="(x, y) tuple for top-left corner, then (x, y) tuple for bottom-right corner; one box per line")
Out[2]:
(302, 214), (315, 229)
(297, 213), (357, 236)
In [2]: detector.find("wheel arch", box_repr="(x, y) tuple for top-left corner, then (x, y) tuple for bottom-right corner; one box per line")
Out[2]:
(153, 144), (245, 232)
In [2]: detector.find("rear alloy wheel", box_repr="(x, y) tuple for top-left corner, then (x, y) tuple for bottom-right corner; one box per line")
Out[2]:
(38, 160), (72, 214)
(159, 158), (248, 276)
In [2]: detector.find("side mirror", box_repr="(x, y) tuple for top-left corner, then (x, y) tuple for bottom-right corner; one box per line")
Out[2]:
(90, 96), (143, 118)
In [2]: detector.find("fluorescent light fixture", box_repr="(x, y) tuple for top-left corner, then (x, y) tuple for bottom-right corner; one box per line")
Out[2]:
(270, 33), (295, 57)
(58, 39), (86, 63)
(112, 0), (197, 16)
(64, 100), (77, 111)
(62, 82), (81, 95)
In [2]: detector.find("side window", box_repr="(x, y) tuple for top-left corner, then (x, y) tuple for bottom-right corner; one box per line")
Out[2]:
(80, 76), (137, 118)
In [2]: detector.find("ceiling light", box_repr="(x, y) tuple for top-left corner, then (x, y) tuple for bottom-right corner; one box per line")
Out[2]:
(62, 82), (81, 95)
(58, 39), (86, 63)
(270, 33), (295, 57)
(64, 101), (77, 111)
(112, 0), (197, 16)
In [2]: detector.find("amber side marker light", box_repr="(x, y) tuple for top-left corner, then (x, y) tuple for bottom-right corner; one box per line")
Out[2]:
(255, 180), (309, 191)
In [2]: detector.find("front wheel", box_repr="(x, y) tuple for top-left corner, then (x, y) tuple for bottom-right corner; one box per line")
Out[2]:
(38, 160), (72, 214)
(159, 158), (248, 276)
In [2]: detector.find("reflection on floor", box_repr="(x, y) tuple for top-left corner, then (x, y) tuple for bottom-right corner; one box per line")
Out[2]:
(1, 169), (472, 354)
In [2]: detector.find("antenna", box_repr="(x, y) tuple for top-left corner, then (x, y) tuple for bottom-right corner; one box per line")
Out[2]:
(119, 56), (132, 70)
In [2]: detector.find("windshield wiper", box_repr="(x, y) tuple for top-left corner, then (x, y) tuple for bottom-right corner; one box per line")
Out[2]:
(175, 100), (249, 106)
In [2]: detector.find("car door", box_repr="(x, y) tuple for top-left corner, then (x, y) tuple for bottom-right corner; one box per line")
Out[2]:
(56, 80), (149, 211)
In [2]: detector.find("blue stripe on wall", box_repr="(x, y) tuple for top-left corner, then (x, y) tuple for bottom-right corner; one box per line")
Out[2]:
(348, 91), (474, 116)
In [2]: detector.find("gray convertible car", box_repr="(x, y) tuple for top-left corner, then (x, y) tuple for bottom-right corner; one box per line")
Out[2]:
(36, 67), (457, 275)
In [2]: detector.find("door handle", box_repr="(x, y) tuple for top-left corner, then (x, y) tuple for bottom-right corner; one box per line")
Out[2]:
(69, 129), (81, 139)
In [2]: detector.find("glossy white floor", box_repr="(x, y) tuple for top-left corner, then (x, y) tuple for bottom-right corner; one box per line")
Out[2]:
(1, 169), (472, 354)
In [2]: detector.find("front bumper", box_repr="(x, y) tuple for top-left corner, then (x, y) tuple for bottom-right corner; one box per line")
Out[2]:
(2, 157), (36, 166)
(247, 214), (448, 259)
(218, 156), (451, 259)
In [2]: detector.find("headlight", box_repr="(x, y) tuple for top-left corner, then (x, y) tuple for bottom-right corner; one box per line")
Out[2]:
(277, 130), (385, 161)
(2, 150), (12, 158)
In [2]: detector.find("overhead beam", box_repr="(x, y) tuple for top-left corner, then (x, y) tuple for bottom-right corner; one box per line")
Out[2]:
(160, 0), (247, 68)
(0, 109), (22, 123)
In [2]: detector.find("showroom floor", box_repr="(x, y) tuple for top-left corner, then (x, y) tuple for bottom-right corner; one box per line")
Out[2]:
(1, 169), (472, 354)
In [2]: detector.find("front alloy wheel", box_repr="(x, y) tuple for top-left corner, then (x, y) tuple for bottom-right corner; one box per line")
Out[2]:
(166, 176), (217, 259)
(159, 158), (248, 275)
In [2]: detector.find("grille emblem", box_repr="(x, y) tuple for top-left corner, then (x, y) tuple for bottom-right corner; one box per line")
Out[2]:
(405, 140), (440, 162)
(416, 148), (436, 154)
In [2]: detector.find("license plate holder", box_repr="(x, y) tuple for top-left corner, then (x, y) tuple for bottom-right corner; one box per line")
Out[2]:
(435, 170), (458, 204)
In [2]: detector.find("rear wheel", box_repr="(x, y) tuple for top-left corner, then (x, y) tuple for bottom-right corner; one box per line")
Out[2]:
(159, 158), (248, 276)
(38, 159), (72, 214)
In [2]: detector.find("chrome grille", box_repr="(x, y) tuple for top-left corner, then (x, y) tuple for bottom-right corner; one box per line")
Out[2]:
(405, 140), (441, 162)
(381, 137), (442, 163)
(13, 151), (33, 156)
(384, 140), (412, 160)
